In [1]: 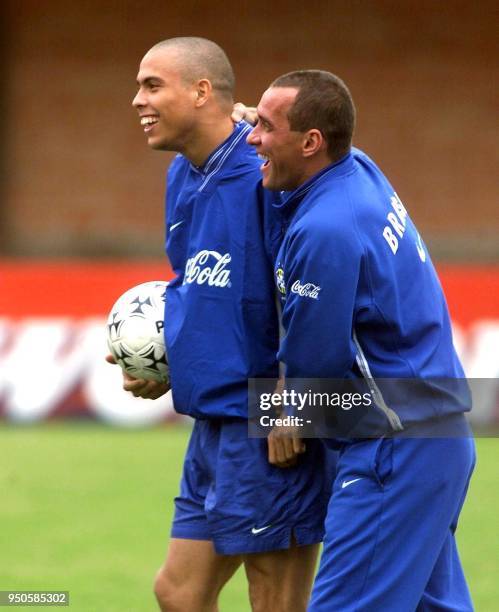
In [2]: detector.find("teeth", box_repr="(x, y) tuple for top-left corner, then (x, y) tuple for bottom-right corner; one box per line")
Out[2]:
(140, 116), (158, 126)
(258, 154), (269, 161)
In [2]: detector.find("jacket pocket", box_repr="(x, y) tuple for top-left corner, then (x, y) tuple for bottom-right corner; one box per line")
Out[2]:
(370, 437), (394, 487)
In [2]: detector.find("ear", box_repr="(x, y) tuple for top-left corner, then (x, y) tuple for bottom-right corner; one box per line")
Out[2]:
(194, 79), (212, 108)
(302, 129), (326, 158)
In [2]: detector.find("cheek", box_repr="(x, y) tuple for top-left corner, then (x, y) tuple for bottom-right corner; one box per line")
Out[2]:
(276, 150), (295, 172)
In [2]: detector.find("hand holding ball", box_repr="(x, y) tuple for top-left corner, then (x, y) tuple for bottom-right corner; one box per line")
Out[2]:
(107, 281), (169, 384)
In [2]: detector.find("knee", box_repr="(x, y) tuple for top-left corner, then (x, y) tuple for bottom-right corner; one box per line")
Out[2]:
(153, 567), (184, 612)
(153, 565), (219, 612)
(248, 586), (301, 612)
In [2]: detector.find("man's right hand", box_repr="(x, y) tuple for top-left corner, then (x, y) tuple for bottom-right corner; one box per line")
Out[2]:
(105, 354), (170, 400)
(231, 102), (258, 126)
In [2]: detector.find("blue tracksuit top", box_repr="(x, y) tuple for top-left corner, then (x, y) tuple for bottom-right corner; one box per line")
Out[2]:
(274, 147), (470, 430)
(164, 121), (281, 419)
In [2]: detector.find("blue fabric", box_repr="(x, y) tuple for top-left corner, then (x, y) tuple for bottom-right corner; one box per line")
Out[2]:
(309, 415), (475, 611)
(164, 121), (283, 419)
(274, 147), (470, 430)
(274, 148), (475, 608)
(164, 122), (334, 555)
(172, 419), (334, 555)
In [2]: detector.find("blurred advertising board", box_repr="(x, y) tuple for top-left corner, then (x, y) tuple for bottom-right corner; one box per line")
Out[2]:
(1, 261), (498, 427)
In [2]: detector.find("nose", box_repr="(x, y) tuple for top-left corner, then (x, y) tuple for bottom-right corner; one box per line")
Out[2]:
(132, 88), (145, 109)
(246, 125), (261, 146)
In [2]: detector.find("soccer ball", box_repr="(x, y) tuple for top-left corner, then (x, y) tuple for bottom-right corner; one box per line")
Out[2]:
(107, 281), (169, 383)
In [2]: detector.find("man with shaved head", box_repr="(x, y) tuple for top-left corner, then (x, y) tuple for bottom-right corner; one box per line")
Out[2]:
(109, 38), (332, 611)
(150, 37), (235, 106)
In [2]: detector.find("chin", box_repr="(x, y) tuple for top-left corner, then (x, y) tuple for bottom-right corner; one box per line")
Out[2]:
(263, 176), (280, 191)
(265, 179), (290, 192)
(148, 139), (166, 150)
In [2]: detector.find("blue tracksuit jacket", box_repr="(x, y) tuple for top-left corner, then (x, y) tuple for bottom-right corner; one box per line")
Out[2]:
(164, 121), (282, 419)
(274, 147), (470, 431)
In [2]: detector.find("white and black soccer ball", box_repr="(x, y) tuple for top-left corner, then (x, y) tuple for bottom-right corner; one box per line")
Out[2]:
(107, 281), (169, 383)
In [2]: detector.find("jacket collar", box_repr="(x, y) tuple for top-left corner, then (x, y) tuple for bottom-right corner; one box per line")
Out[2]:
(273, 150), (355, 218)
(188, 121), (253, 193)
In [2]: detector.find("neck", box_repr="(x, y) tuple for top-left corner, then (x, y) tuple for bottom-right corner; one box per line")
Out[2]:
(294, 156), (333, 188)
(184, 115), (235, 167)
(296, 148), (350, 188)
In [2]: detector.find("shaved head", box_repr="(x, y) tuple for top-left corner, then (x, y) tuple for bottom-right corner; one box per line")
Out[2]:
(133, 37), (236, 163)
(149, 37), (235, 108)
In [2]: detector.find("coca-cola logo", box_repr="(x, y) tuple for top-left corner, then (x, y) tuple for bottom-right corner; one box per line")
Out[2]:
(291, 280), (321, 300)
(184, 250), (231, 287)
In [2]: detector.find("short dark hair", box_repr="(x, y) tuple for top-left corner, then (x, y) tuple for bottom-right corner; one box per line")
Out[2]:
(271, 70), (355, 161)
(153, 37), (235, 105)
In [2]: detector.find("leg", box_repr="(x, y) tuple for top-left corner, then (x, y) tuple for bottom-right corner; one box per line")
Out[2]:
(168, 420), (331, 610)
(309, 426), (475, 611)
(416, 532), (474, 612)
(157, 421), (241, 610)
(204, 423), (332, 610)
(243, 541), (320, 612)
(154, 538), (242, 612)
(416, 457), (476, 612)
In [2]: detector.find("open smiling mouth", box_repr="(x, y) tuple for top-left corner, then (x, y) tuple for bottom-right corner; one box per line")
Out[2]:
(258, 154), (270, 171)
(140, 116), (159, 132)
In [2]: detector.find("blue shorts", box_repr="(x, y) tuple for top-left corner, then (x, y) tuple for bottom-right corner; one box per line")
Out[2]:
(171, 418), (335, 555)
(309, 414), (476, 611)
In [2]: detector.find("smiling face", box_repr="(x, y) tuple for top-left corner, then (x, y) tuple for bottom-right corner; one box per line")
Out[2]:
(132, 47), (198, 152)
(247, 87), (309, 191)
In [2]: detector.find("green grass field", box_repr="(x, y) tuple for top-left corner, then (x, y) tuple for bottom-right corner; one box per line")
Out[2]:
(0, 424), (497, 611)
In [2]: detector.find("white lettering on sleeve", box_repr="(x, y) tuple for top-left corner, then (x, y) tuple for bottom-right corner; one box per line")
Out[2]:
(383, 226), (399, 254)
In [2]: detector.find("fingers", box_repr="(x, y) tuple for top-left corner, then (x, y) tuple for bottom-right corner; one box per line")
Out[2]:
(269, 436), (289, 467)
(231, 102), (247, 123)
(242, 106), (258, 126)
(293, 437), (306, 455)
(123, 376), (148, 394)
(231, 102), (258, 126)
(123, 377), (169, 399)
(106, 354), (168, 399)
(267, 430), (303, 468)
(137, 381), (169, 400)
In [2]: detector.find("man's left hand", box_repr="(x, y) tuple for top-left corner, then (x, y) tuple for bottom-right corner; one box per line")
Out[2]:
(268, 425), (306, 468)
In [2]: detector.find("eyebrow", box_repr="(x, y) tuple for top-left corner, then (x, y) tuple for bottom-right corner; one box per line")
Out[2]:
(136, 75), (164, 86)
(257, 111), (273, 128)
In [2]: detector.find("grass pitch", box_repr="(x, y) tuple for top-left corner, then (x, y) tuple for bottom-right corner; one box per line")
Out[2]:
(0, 424), (497, 611)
